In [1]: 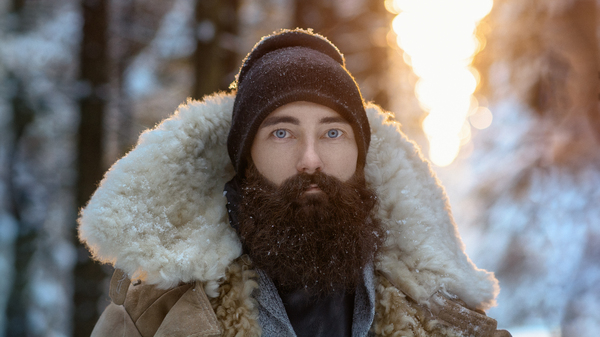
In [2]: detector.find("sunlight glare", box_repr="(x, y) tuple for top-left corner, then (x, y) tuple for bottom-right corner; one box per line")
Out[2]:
(388, 0), (494, 166)
(429, 136), (461, 167)
(469, 107), (493, 130)
(384, 0), (402, 14)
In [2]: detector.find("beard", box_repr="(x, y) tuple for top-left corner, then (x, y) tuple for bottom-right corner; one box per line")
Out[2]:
(238, 164), (385, 296)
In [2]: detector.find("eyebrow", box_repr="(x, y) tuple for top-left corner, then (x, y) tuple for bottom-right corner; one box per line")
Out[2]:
(320, 116), (349, 124)
(260, 116), (299, 128)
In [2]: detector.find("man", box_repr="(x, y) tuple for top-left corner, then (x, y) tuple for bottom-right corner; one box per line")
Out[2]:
(80, 29), (510, 336)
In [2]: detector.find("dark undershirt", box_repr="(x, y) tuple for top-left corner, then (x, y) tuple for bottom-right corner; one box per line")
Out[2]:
(278, 288), (355, 337)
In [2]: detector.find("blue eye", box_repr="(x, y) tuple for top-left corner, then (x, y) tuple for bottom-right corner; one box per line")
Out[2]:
(274, 129), (288, 138)
(327, 129), (341, 138)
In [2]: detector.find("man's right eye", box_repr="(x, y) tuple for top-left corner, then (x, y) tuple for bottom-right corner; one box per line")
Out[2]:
(273, 129), (288, 138)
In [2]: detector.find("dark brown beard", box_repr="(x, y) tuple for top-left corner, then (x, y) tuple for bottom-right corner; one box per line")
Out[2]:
(238, 164), (385, 296)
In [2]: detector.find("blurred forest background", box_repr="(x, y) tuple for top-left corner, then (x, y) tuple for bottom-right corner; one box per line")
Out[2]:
(0, 0), (599, 336)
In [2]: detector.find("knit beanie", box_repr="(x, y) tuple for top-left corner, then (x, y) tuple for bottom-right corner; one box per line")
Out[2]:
(227, 28), (371, 176)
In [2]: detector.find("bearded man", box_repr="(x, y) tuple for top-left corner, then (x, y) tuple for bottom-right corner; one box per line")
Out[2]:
(80, 29), (511, 336)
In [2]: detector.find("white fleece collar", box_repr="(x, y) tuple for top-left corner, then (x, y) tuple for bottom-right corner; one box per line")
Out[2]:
(78, 92), (499, 310)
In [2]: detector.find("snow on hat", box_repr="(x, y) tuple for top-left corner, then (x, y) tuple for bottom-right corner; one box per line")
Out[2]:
(227, 28), (370, 176)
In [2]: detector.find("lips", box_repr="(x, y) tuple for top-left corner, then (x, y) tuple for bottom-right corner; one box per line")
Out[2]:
(305, 183), (321, 193)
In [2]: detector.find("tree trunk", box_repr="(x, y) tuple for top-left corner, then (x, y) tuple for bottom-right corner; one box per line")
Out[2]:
(192, 0), (240, 99)
(74, 0), (110, 335)
(111, 0), (136, 158)
(3, 74), (35, 337)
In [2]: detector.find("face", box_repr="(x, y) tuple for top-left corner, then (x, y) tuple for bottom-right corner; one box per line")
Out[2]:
(250, 101), (359, 187)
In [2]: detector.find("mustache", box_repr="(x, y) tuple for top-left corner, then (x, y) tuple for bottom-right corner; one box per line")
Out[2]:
(259, 169), (368, 202)
(280, 171), (336, 197)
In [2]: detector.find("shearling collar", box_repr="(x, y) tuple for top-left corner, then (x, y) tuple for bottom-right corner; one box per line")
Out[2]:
(78, 92), (499, 311)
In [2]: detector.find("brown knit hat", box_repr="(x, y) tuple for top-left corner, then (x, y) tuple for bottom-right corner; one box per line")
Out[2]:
(227, 28), (371, 176)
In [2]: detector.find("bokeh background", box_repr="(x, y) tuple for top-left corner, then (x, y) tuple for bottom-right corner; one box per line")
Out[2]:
(1, 0), (599, 336)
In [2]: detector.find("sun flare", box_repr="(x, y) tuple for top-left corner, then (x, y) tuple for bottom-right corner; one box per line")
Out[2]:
(386, 0), (493, 166)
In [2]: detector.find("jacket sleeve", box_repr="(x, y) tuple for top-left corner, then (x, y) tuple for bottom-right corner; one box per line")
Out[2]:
(427, 292), (512, 337)
(90, 269), (223, 337)
(373, 275), (510, 337)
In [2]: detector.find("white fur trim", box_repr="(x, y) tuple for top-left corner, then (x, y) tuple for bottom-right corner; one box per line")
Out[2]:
(78, 93), (242, 289)
(365, 104), (499, 310)
(78, 93), (499, 309)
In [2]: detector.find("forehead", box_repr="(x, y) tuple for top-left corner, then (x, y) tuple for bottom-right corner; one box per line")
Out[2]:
(262, 101), (349, 125)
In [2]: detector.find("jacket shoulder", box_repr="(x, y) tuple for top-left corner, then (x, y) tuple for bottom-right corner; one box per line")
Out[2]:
(92, 269), (223, 337)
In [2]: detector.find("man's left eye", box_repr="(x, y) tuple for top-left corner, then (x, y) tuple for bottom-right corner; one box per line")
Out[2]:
(327, 129), (342, 138)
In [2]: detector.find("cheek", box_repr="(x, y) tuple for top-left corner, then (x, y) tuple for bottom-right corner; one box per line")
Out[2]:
(323, 145), (358, 181)
(251, 143), (296, 185)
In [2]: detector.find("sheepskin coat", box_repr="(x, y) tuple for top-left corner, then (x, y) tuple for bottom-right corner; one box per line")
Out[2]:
(79, 92), (504, 336)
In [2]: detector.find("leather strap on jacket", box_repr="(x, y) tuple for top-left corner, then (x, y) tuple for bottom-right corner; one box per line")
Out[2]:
(109, 268), (131, 305)
(427, 292), (497, 335)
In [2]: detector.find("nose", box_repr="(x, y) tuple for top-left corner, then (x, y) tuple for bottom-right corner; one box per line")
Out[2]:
(297, 139), (323, 174)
